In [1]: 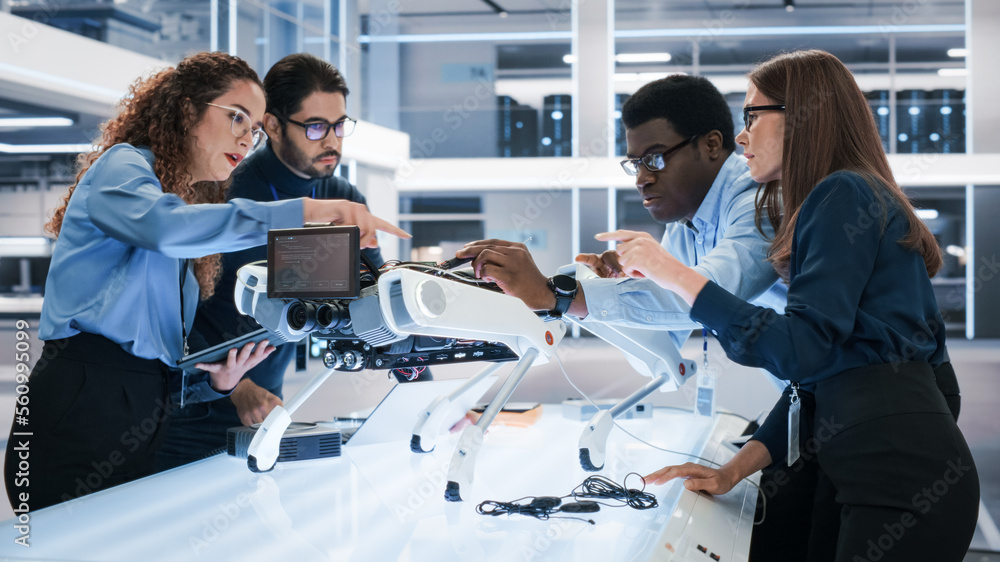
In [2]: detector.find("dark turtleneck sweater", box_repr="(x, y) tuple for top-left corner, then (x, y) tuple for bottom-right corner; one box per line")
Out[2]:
(192, 142), (384, 396)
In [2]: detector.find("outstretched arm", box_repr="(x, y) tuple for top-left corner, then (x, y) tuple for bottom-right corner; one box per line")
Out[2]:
(595, 230), (710, 306)
(644, 439), (772, 495)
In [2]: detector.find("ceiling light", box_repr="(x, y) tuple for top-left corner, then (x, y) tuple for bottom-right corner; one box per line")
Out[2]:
(614, 72), (679, 82)
(0, 143), (95, 154)
(568, 53), (673, 65)
(615, 53), (672, 63)
(0, 237), (49, 246)
(915, 209), (939, 220)
(0, 117), (74, 128)
(937, 68), (968, 76)
(947, 48), (968, 58)
(784, 0), (795, 12)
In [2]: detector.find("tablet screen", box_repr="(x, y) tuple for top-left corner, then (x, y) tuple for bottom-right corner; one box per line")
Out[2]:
(267, 225), (360, 299)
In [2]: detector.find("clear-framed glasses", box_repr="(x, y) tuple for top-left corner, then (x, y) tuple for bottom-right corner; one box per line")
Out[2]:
(205, 102), (267, 148)
(620, 135), (698, 176)
(742, 104), (786, 132)
(277, 112), (357, 141)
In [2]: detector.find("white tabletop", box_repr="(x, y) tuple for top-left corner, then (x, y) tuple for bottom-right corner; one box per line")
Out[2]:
(0, 407), (757, 561)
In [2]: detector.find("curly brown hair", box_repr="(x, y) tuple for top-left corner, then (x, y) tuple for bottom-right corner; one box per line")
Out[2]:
(47, 51), (262, 299)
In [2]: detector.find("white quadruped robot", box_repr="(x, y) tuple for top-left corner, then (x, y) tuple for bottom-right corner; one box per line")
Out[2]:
(230, 226), (566, 501)
(225, 226), (697, 501)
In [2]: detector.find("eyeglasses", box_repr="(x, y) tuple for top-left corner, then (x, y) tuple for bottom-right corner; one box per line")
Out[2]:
(742, 105), (786, 132)
(620, 135), (698, 176)
(276, 112), (357, 141)
(205, 103), (267, 148)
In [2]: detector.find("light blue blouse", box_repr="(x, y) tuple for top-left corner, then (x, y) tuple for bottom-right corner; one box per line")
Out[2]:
(40, 143), (303, 371)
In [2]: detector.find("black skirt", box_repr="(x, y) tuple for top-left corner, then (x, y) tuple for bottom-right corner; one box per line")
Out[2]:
(5, 332), (172, 511)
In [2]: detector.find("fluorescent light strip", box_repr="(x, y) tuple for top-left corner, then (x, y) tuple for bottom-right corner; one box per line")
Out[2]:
(0, 62), (126, 101)
(937, 68), (968, 76)
(0, 117), (74, 128)
(615, 23), (965, 38)
(947, 48), (968, 57)
(616, 52), (672, 63)
(566, 53), (672, 64)
(614, 72), (682, 82)
(0, 143), (95, 154)
(359, 24), (964, 43)
(0, 237), (49, 246)
(362, 30), (570, 43)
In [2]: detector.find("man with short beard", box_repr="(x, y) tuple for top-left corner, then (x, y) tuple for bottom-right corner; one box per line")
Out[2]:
(156, 53), (387, 469)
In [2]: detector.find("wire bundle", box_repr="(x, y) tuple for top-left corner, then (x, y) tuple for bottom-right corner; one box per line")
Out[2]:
(477, 496), (566, 522)
(476, 473), (657, 525)
(571, 473), (658, 510)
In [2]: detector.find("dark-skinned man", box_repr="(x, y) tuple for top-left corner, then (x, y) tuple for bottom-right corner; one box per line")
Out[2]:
(453, 75), (831, 562)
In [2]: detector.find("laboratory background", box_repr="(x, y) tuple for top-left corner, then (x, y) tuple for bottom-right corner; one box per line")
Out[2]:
(0, 0), (998, 560)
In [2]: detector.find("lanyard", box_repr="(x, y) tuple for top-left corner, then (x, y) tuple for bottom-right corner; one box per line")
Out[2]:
(269, 184), (316, 201)
(179, 259), (190, 407)
(788, 382), (801, 466)
(179, 259), (190, 357)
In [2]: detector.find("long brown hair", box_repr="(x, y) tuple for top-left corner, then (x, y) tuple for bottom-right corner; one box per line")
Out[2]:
(751, 50), (942, 280)
(47, 52), (262, 299)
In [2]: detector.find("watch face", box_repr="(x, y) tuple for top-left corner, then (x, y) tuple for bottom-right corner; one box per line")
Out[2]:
(550, 275), (577, 294)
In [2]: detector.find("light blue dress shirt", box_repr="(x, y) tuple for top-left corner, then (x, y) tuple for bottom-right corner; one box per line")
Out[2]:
(40, 144), (303, 386)
(578, 152), (787, 348)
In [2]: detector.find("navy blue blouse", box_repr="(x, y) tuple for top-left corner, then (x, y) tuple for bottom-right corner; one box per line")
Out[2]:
(690, 170), (947, 461)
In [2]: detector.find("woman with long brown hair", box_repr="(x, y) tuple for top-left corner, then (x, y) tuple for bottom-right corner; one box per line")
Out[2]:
(5, 52), (407, 511)
(600, 50), (979, 561)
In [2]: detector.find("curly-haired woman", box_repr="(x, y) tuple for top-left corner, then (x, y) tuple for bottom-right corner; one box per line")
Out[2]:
(5, 52), (407, 511)
(601, 50), (979, 561)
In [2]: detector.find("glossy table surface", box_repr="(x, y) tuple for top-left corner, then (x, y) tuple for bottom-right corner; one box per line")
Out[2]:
(0, 406), (756, 561)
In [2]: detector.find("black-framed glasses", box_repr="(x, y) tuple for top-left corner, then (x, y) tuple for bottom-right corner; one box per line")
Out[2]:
(620, 135), (698, 176)
(205, 103), (266, 148)
(742, 105), (786, 131)
(276, 112), (357, 141)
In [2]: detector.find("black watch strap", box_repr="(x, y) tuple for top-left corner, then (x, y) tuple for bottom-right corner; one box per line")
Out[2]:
(546, 275), (577, 319)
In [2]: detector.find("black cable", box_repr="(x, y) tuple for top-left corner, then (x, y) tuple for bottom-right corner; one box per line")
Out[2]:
(360, 251), (381, 280)
(570, 473), (658, 510)
(476, 496), (563, 521)
(477, 474), (657, 526)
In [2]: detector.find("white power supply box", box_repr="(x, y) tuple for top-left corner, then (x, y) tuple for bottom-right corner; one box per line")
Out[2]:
(561, 399), (653, 421)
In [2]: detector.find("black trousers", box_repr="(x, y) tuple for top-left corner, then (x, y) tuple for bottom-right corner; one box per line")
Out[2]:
(750, 362), (964, 562)
(5, 333), (172, 511)
(750, 362), (978, 562)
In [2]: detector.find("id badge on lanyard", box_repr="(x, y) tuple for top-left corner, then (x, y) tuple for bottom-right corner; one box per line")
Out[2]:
(787, 382), (801, 466)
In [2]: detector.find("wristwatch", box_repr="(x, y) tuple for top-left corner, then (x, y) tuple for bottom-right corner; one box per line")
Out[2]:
(546, 274), (578, 319)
